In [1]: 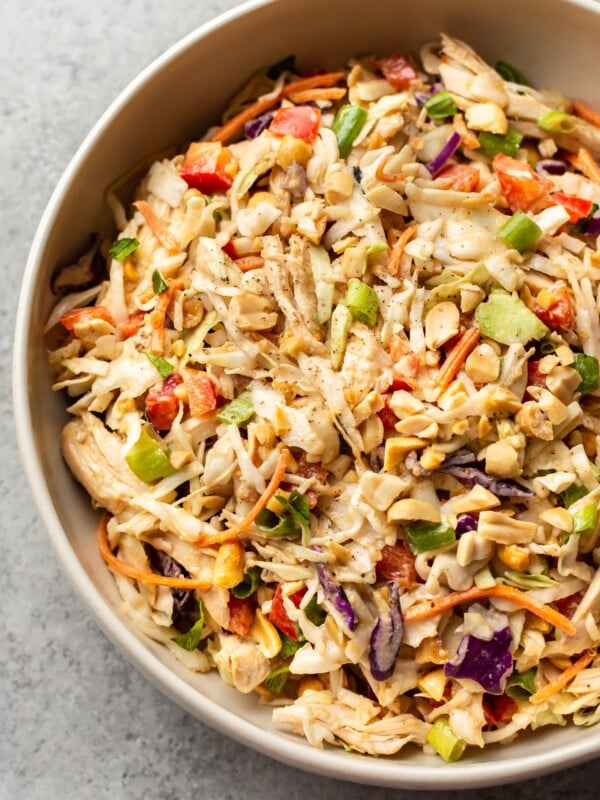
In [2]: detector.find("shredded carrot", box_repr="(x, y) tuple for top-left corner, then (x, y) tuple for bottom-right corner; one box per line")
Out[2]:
(385, 225), (416, 275)
(149, 278), (184, 355)
(453, 113), (480, 150)
(530, 650), (595, 705)
(437, 328), (481, 393)
(235, 255), (265, 272)
(210, 72), (346, 143)
(376, 156), (406, 184)
(98, 515), (212, 589)
(286, 87), (347, 104)
(566, 147), (600, 186)
(572, 99), (600, 129)
(404, 584), (577, 636)
(134, 200), (179, 255)
(195, 448), (291, 546)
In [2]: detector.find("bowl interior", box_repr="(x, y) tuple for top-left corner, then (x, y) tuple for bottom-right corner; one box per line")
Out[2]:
(15, 0), (600, 788)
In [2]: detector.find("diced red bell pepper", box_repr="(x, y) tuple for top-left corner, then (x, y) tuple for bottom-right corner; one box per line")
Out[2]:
(375, 54), (418, 90)
(221, 239), (238, 259)
(378, 393), (399, 431)
(227, 595), (255, 636)
(269, 105), (321, 143)
(554, 591), (584, 620)
(493, 153), (552, 212)
(184, 371), (217, 418)
(483, 694), (518, 727)
(181, 141), (239, 194)
(376, 543), (419, 588)
(269, 584), (306, 640)
(118, 312), (145, 339)
(530, 283), (576, 332)
(145, 373), (182, 431)
(549, 192), (595, 224)
(436, 164), (480, 192)
(527, 360), (547, 389)
(60, 306), (114, 333)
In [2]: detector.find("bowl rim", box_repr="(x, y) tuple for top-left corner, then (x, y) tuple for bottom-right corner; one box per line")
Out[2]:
(12, 0), (600, 788)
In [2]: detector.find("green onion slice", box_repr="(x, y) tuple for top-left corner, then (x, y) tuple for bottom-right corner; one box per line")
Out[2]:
(109, 237), (139, 262)
(424, 90), (458, 119)
(332, 105), (368, 158)
(497, 211), (542, 253)
(573, 353), (600, 394)
(405, 522), (456, 554)
(216, 391), (255, 426)
(144, 352), (174, 379)
(426, 717), (467, 762)
(537, 111), (577, 135)
(478, 128), (523, 158)
(152, 269), (169, 294)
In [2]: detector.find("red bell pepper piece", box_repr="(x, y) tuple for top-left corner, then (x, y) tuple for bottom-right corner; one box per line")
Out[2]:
(530, 283), (575, 331)
(493, 154), (552, 212)
(221, 239), (238, 259)
(227, 595), (256, 636)
(527, 360), (547, 388)
(549, 192), (595, 223)
(376, 543), (419, 588)
(554, 591), (584, 620)
(184, 372), (217, 418)
(378, 393), (399, 431)
(60, 306), (114, 333)
(181, 141), (239, 194)
(375, 54), (418, 89)
(437, 164), (480, 192)
(269, 106), (321, 143)
(145, 373), (182, 431)
(269, 584), (306, 640)
(483, 694), (518, 727)
(118, 312), (145, 339)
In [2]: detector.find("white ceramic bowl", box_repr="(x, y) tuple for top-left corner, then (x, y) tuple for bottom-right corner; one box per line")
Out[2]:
(14, 0), (600, 788)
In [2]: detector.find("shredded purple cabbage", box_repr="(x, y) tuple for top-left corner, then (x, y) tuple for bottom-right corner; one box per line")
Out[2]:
(456, 514), (478, 535)
(444, 448), (478, 467)
(444, 625), (513, 694)
(426, 131), (462, 176)
(244, 113), (274, 139)
(144, 544), (199, 632)
(583, 210), (600, 237)
(535, 158), (567, 177)
(369, 581), (404, 681)
(414, 91), (432, 108)
(316, 563), (356, 630)
(443, 465), (534, 498)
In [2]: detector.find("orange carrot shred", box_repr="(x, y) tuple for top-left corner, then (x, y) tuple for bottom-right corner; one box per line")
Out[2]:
(530, 650), (595, 705)
(286, 87), (347, 104)
(134, 200), (179, 255)
(572, 99), (600, 129)
(195, 448), (291, 546)
(566, 147), (600, 186)
(376, 156), (406, 184)
(404, 584), (577, 636)
(385, 225), (416, 275)
(235, 255), (265, 272)
(98, 514), (212, 589)
(281, 71), (346, 97)
(437, 328), (481, 393)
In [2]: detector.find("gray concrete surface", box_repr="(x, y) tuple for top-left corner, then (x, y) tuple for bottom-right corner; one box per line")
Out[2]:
(2, 1), (600, 797)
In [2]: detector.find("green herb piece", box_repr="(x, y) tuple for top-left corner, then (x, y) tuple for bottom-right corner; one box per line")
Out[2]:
(276, 491), (310, 528)
(561, 482), (589, 508)
(497, 211), (543, 253)
(537, 111), (577, 135)
(330, 303), (353, 370)
(475, 290), (549, 345)
(405, 521), (456, 554)
(572, 503), (598, 536)
(125, 425), (176, 483)
(345, 278), (379, 327)
(304, 595), (327, 626)
(426, 717), (467, 763)
(216, 391), (255, 426)
(144, 352), (174, 379)
(495, 61), (531, 86)
(264, 666), (290, 693)
(506, 668), (537, 700)
(256, 490), (310, 538)
(573, 353), (600, 394)
(424, 90), (458, 119)
(502, 570), (558, 590)
(231, 566), (262, 599)
(152, 269), (169, 295)
(109, 237), (140, 262)
(280, 633), (305, 659)
(172, 601), (205, 651)
(478, 128), (523, 158)
(332, 105), (369, 158)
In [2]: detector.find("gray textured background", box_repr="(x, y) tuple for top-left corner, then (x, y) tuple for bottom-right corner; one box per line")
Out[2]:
(3, 1), (600, 798)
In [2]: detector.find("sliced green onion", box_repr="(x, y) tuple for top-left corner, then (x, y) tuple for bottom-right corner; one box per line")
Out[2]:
(332, 105), (369, 158)
(144, 352), (174, 379)
(573, 353), (600, 394)
(125, 425), (176, 482)
(280, 633), (305, 659)
(264, 666), (290, 693)
(497, 211), (542, 253)
(426, 717), (466, 762)
(152, 269), (169, 295)
(539, 338), (557, 354)
(405, 522), (456, 554)
(537, 111), (577, 135)
(109, 237), (139, 262)
(330, 303), (353, 370)
(572, 503), (598, 536)
(172, 601), (205, 651)
(304, 595), (327, 626)
(424, 90), (458, 119)
(478, 128), (523, 158)
(256, 490), (310, 538)
(561, 482), (589, 508)
(506, 668), (537, 700)
(345, 278), (379, 327)
(216, 391), (255, 426)
(231, 566), (261, 599)
(495, 61), (531, 86)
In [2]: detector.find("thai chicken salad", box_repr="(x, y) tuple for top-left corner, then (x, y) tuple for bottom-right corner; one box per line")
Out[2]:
(47, 35), (600, 760)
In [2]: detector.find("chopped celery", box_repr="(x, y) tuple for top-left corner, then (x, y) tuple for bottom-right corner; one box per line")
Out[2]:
(475, 291), (548, 345)
(332, 105), (368, 158)
(216, 391), (255, 426)
(405, 522), (456, 554)
(426, 717), (467, 762)
(573, 353), (600, 394)
(572, 503), (598, 536)
(125, 425), (176, 482)
(497, 211), (542, 253)
(478, 129), (523, 158)
(330, 303), (353, 370)
(345, 278), (379, 326)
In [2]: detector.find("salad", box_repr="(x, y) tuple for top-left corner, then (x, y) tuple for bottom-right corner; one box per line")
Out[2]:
(47, 35), (600, 760)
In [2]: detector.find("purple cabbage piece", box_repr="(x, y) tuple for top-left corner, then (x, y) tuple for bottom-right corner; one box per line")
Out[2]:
(583, 210), (600, 237)
(144, 544), (199, 632)
(426, 131), (462, 176)
(244, 112), (274, 139)
(280, 162), (308, 197)
(535, 158), (567, 177)
(443, 465), (534, 498)
(369, 581), (404, 681)
(316, 563), (356, 630)
(444, 626), (513, 694)
(414, 91), (432, 108)
(444, 448), (477, 467)
(456, 514), (478, 535)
